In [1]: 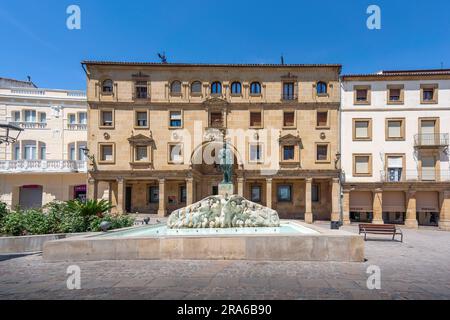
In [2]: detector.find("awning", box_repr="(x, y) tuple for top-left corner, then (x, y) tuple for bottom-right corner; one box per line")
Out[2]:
(416, 191), (439, 212)
(382, 191), (406, 212)
(350, 191), (373, 212)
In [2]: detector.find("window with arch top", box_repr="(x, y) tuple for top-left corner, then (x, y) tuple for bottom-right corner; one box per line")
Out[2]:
(316, 81), (327, 95)
(211, 81), (222, 95)
(191, 81), (202, 94)
(102, 79), (113, 93)
(250, 82), (261, 95)
(170, 80), (182, 94)
(231, 81), (242, 95)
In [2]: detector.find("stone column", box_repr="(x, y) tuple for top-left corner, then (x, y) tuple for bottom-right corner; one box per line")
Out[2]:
(237, 177), (244, 197)
(439, 191), (450, 231)
(87, 178), (98, 201)
(266, 178), (272, 209)
(116, 178), (125, 215)
(342, 190), (351, 225)
(186, 178), (194, 206)
(372, 189), (384, 224)
(331, 178), (340, 223)
(158, 179), (167, 217)
(305, 178), (313, 224)
(405, 190), (418, 229)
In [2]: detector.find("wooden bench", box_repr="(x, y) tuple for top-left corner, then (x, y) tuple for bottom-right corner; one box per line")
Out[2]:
(359, 224), (403, 242)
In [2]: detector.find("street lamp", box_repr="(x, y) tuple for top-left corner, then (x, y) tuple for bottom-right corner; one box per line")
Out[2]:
(0, 123), (23, 145)
(81, 147), (97, 171)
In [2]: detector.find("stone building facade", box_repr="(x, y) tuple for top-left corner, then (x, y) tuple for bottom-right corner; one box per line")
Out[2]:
(83, 62), (342, 222)
(341, 69), (450, 230)
(0, 79), (88, 208)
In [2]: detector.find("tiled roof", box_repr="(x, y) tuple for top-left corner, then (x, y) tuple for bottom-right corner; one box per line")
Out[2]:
(82, 61), (342, 69)
(342, 69), (450, 79)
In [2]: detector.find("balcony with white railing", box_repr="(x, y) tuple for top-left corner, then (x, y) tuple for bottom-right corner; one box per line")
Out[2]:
(380, 170), (450, 183)
(67, 123), (87, 131)
(11, 122), (48, 129)
(0, 160), (87, 173)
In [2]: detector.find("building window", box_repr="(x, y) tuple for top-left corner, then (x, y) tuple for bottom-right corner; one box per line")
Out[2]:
(78, 143), (87, 161)
(312, 184), (320, 202)
(102, 79), (113, 93)
(39, 113), (46, 123)
(69, 143), (76, 160)
(191, 81), (202, 94)
(249, 143), (263, 162)
(316, 144), (329, 162)
(231, 82), (242, 95)
(421, 156), (436, 181)
(249, 111), (262, 128)
(354, 154), (372, 176)
(210, 112), (223, 128)
(39, 143), (46, 160)
(211, 81), (222, 95)
(23, 142), (37, 160)
(283, 111), (295, 127)
(353, 119), (372, 141)
(135, 81), (148, 99)
(135, 111), (148, 128)
(316, 82), (327, 95)
(100, 110), (113, 127)
(24, 110), (36, 123)
(13, 144), (20, 160)
(421, 84), (438, 104)
(13, 111), (21, 122)
(354, 86), (370, 104)
(251, 185), (262, 203)
(134, 145), (149, 162)
(250, 82), (261, 95)
(277, 185), (292, 202)
(149, 186), (159, 203)
(179, 185), (187, 203)
(282, 82), (295, 100)
(387, 85), (404, 103)
(68, 114), (76, 124)
(169, 144), (183, 164)
(386, 119), (405, 140)
(78, 112), (87, 124)
(283, 145), (295, 161)
(387, 156), (403, 182)
(316, 111), (328, 128)
(169, 111), (182, 128)
(170, 81), (182, 95)
(99, 144), (114, 163)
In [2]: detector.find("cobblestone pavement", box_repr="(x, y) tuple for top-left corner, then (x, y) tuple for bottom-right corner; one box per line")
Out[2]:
(1, 222), (449, 300)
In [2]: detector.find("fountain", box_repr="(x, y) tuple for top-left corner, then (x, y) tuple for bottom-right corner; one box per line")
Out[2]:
(43, 143), (364, 262)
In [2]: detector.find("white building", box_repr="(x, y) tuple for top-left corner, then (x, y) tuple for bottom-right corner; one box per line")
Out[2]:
(0, 78), (88, 209)
(341, 69), (450, 230)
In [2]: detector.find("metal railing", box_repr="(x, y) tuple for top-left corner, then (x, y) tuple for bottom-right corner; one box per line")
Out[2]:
(0, 160), (87, 173)
(11, 122), (47, 129)
(281, 94), (298, 101)
(414, 133), (449, 147)
(380, 170), (450, 182)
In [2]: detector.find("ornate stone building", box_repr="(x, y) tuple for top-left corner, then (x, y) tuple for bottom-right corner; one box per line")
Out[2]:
(83, 62), (342, 222)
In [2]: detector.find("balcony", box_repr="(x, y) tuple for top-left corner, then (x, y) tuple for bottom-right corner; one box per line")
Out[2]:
(281, 94), (298, 101)
(67, 123), (87, 130)
(0, 160), (87, 173)
(414, 133), (449, 148)
(11, 122), (47, 129)
(380, 170), (450, 182)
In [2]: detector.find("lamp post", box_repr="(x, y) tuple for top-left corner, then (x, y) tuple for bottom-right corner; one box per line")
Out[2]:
(0, 123), (23, 145)
(81, 147), (97, 171)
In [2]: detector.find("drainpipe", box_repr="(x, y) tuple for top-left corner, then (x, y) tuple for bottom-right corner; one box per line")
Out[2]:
(338, 75), (344, 228)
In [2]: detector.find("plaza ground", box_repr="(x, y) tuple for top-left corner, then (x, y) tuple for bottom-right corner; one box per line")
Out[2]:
(0, 222), (449, 300)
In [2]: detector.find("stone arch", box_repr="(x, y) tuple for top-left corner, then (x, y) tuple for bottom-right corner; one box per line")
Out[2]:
(190, 140), (243, 175)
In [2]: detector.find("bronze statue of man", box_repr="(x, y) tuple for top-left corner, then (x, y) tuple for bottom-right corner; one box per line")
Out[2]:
(219, 142), (233, 184)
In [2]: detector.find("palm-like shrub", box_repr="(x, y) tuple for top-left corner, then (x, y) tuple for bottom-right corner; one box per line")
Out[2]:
(66, 199), (113, 218)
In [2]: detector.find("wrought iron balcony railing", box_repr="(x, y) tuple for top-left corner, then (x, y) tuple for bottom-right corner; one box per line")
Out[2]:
(281, 94), (298, 101)
(414, 133), (449, 148)
(0, 160), (87, 173)
(380, 170), (450, 182)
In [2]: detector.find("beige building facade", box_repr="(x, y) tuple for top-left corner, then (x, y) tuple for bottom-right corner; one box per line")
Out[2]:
(83, 62), (342, 222)
(0, 78), (88, 208)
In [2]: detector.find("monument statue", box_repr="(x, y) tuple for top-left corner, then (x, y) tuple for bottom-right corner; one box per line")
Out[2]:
(218, 142), (233, 184)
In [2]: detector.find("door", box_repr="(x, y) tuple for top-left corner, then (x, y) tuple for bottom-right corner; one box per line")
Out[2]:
(420, 120), (436, 145)
(125, 187), (132, 213)
(19, 185), (43, 209)
(212, 186), (218, 196)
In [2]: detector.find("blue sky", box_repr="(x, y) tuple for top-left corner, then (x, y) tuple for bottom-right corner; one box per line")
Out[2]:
(0, 0), (449, 90)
